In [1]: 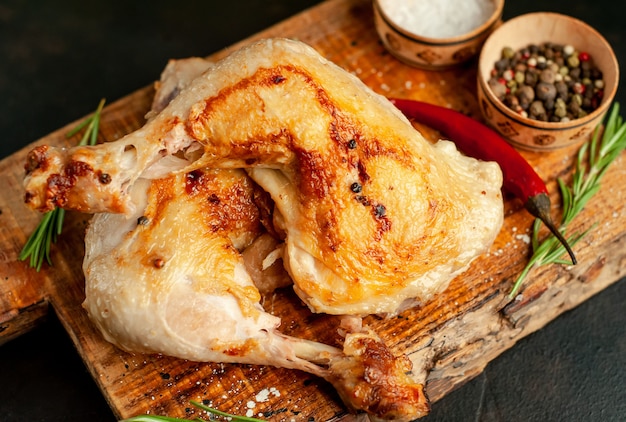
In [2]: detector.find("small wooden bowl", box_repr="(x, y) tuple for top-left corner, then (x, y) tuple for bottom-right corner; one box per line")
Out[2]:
(477, 12), (619, 151)
(373, 0), (504, 70)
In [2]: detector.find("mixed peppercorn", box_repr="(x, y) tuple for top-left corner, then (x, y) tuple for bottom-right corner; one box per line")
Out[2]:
(488, 42), (605, 122)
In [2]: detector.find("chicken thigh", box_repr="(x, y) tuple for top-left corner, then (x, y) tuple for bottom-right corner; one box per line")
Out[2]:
(84, 167), (429, 421)
(23, 38), (503, 316)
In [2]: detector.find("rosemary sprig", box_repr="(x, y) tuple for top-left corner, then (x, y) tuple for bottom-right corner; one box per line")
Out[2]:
(120, 400), (265, 422)
(509, 102), (626, 298)
(19, 98), (106, 271)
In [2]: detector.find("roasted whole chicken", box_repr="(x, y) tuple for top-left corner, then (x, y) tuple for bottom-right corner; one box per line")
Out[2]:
(22, 38), (504, 420)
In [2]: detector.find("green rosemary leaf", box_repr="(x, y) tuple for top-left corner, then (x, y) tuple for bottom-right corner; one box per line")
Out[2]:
(90, 113), (100, 146)
(588, 126), (599, 167)
(19, 99), (105, 270)
(75, 98), (105, 146)
(572, 185), (601, 215)
(603, 103), (619, 134)
(572, 143), (588, 194)
(558, 179), (573, 219)
(510, 102), (626, 298)
(77, 118), (95, 146)
(18, 209), (60, 271)
(55, 208), (66, 235)
(599, 110), (625, 154)
(530, 218), (541, 251)
(65, 115), (93, 138)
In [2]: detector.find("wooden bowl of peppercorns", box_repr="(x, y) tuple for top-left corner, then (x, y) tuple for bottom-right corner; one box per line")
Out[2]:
(477, 12), (619, 151)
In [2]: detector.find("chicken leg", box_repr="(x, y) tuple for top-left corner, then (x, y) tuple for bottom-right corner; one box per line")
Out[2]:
(80, 56), (430, 421)
(24, 38), (503, 316)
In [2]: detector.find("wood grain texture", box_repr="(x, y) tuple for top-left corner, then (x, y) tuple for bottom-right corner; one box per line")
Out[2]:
(1, 0), (625, 420)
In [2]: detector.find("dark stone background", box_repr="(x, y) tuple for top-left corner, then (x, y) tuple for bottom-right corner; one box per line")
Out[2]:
(1, 1), (624, 421)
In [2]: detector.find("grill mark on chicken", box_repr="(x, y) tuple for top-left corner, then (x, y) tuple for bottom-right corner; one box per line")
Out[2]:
(24, 145), (49, 174)
(205, 183), (260, 235)
(147, 174), (176, 230)
(295, 148), (333, 200)
(45, 173), (73, 208)
(66, 160), (93, 178)
(184, 169), (265, 240)
(356, 158), (370, 184)
(49, 160), (96, 209)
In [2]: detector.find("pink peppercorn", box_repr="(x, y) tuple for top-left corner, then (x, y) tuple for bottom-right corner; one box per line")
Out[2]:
(573, 82), (586, 95)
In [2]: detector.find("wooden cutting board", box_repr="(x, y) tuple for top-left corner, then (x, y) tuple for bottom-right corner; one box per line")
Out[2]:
(1, 0), (625, 419)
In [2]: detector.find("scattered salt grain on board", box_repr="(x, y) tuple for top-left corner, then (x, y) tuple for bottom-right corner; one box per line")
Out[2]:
(379, 0), (496, 39)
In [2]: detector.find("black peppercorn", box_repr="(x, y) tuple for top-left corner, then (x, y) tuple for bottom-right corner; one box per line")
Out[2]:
(350, 182), (362, 193)
(529, 100), (547, 121)
(554, 80), (568, 99)
(494, 58), (510, 72)
(539, 68), (556, 84)
(488, 78), (507, 100)
(99, 173), (112, 184)
(374, 204), (386, 218)
(517, 85), (535, 108)
(536, 82), (557, 102)
(569, 67), (581, 80)
(524, 70), (538, 87)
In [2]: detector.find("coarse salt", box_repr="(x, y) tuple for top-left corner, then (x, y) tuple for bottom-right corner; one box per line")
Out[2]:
(258, 387), (280, 402)
(379, 0), (496, 39)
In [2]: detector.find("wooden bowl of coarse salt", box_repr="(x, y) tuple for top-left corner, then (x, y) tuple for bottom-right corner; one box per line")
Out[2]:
(373, 0), (504, 70)
(477, 12), (619, 151)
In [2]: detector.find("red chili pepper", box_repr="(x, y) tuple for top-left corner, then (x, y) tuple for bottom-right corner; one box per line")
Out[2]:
(389, 98), (577, 265)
